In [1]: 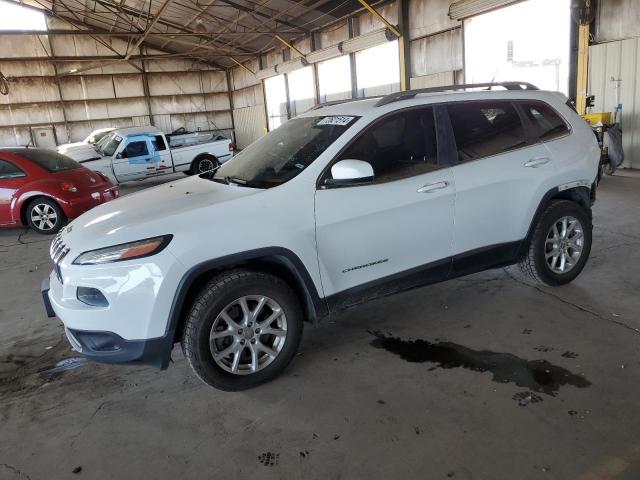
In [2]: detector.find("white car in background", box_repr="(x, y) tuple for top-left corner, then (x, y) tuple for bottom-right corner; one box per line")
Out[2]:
(56, 127), (115, 162)
(69, 126), (235, 184)
(42, 82), (600, 391)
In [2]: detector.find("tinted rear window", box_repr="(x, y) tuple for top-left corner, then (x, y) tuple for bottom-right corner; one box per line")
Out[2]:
(520, 101), (570, 141)
(11, 149), (81, 172)
(447, 101), (526, 163)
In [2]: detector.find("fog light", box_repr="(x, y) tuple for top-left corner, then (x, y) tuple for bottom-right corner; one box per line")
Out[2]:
(77, 287), (109, 307)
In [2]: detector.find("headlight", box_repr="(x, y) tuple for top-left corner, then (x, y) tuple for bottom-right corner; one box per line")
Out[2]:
(73, 235), (172, 265)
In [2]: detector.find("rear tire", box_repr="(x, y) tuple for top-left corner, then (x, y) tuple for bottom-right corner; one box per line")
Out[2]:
(192, 155), (219, 175)
(26, 197), (65, 235)
(519, 200), (592, 286)
(181, 269), (303, 391)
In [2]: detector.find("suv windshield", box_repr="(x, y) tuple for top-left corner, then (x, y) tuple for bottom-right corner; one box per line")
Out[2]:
(213, 115), (358, 189)
(86, 130), (113, 144)
(12, 149), (81, 172)
(98, 134), (123, 157)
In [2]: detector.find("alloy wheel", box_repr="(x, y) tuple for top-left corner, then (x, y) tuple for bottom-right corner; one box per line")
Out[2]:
(209, 295), (288, 375)
(545, 215), (584, 274)
(30, 203), (58, 231)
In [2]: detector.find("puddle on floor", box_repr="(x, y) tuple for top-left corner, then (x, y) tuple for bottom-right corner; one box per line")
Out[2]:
(369, 331), (590, 396)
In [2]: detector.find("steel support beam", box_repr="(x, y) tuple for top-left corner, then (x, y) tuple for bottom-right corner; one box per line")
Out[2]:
(354, 0), (401, 37)
(275, 34), (307, 59)
(397, 0), (410, 91)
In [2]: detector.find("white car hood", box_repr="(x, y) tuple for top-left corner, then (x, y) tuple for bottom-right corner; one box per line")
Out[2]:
(57, 143), (101, 161)
(57, 141), (86, 152)
(62, 176), (261, 251)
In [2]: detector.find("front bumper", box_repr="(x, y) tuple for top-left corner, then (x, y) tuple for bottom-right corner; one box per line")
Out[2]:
(42, 275), (173, 369)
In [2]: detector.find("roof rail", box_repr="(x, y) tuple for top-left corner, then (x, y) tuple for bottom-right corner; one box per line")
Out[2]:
(309, 95), (385, 111)
(374, 82), (539, 107)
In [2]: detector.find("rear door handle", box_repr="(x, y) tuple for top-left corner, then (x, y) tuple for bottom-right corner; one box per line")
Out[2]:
(524, 157), (551, 168)
(417, 181), (450, 193)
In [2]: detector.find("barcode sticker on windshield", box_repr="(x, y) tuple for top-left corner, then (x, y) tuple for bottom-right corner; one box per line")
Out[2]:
(317, 116), (355, 126)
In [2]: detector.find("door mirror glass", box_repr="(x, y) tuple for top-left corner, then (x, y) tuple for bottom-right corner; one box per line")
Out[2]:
(327, 159), (374, 186)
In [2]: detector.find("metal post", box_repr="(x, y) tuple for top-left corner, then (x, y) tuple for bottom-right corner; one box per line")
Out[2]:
(141, 47), (154, 126)
(225, 70), (236, 143)
(348, 17), (358, 99)
(398, 0), (411, 91)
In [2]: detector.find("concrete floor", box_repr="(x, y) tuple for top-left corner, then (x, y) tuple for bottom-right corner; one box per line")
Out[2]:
(1, 172), (639, 480)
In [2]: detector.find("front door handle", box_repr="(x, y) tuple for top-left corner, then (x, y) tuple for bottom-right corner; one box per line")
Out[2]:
(524, 157), (551, 168)
(417, 181), (450, 193)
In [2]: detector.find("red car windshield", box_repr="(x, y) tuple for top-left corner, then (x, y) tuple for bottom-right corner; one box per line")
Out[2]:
(10, 149), (81, 172)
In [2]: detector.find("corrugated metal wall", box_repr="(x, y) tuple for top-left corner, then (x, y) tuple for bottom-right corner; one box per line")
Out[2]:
(231, 58), (265, 149)
(408, 0), (463, 88)
(0, 17), (233, 147)
(589, 38), (640, 169)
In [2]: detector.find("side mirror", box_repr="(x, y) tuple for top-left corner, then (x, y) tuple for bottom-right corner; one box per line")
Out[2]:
(326, 159), (374, 186)
(116, 152), (125, 159)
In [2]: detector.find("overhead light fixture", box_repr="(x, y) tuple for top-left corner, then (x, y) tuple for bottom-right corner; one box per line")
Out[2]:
(69, 68), (78, 73)
(306, 44), (342, 64)
(340, 28), (395, 54)
(275, 57), (308, 74)
(256, 66), (277, 80)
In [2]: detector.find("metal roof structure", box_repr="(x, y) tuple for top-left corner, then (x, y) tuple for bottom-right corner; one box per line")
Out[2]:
(6, 0), (371, 70)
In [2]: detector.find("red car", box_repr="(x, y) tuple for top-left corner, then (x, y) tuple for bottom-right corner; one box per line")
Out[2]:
(0, 148), (118, 234)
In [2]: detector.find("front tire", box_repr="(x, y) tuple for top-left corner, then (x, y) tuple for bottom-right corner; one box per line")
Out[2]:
(181, 269), (303, 391)
(519, 200), (592, 286)
(26, 197), (65, 234)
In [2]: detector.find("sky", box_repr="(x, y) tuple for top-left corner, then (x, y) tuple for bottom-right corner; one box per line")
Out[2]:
(0, 0), (47, 30)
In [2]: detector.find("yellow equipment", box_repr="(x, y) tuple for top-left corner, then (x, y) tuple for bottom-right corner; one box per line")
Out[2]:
(582, 112), (612, 126)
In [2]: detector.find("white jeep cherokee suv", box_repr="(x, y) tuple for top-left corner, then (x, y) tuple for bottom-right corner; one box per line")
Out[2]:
(42, 82), (600, 391)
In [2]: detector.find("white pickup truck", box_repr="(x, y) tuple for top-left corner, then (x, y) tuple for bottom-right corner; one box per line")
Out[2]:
(71, 126), (234, 184)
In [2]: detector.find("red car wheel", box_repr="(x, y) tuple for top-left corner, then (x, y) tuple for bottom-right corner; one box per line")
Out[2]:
(26, 198), (65, 234)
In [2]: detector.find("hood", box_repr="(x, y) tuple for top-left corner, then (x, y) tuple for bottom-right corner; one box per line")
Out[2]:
(58, 144), (101, 161)
(62, 175), (261, 250)
(57, 141), (86, 152)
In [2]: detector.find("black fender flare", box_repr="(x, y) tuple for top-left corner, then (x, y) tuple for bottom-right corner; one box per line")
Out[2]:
(518, 185), (592, 258)
(164, 247), (328, 347)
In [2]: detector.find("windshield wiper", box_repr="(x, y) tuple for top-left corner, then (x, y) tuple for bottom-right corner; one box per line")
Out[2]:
(211, 177), (229, 185)
(225, 176), (248, 185)
(210, 176), (249, 186)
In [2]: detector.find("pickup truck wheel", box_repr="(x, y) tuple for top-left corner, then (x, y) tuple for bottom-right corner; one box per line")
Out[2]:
(193, 155), (219, 175)
(519, 200), (592, 286)
(26, 198), (65, 234)
(181, 269), (303, 391)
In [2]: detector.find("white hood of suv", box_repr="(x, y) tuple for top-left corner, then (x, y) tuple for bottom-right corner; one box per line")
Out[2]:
(63, 176), (261, 250)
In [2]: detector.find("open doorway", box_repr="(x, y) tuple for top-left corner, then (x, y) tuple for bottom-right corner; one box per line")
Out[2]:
(464, 0), (571, 94)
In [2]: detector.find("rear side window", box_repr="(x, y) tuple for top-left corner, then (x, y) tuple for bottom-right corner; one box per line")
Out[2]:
(520, 101), (570, 142)
(152, 135), (167, 151)
(123, 141), (149, 158)
(447, 101), (526, 163)
(9, 149), (80, 172)
(339, 107), (440, 183)
(0, 159), (26, 179)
